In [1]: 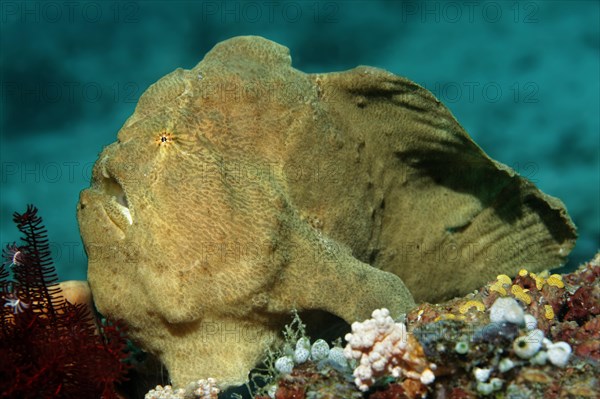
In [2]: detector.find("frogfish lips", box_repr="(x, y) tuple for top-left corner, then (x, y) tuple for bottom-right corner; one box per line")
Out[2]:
(78, 157), (132, 238)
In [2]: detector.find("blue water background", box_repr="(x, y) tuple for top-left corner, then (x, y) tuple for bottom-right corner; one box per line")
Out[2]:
(1, 1), (598, 280)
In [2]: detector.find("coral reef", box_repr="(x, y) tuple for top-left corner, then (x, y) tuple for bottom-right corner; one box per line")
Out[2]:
(145, 378), (219, 399)
(260, 254), (599, 398)
(0, 205), (131, 398)
(77, 35), (575, 389)
(343, 308), (435, 391)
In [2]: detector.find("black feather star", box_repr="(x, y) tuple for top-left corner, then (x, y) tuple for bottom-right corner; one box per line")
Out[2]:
(0, 205), (131, 399)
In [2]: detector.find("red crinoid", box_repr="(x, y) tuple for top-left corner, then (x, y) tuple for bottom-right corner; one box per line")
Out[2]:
(0, 205), (131, 398)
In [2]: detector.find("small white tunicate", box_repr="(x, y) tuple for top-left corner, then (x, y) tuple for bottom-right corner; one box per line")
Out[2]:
(530, 350), (548, 365)
(294, 337), (311, 363)
(474, 367), (491, 382)
(513, 329), (543, 359)
(454, 341), (469, 354)
(523, 314), (537, 331)
(310, 339), (330, 361)
(275, 355), (294, 374)
(327, 347), (348, 369)
(490, 378), (503, 391)
(296, 337), (310, 350)
(490, 297), (524, 325)
(546, 341), (572, 367)
(477, 382), (494, 395)
(498, 358), (515, 373)
(294, 347), (310, 363)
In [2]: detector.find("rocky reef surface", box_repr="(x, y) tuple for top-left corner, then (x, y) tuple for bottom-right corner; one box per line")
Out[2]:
(248, 253), (599, 399)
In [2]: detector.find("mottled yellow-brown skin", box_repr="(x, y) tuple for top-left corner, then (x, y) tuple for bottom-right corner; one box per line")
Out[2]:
(77, 36), (576, 388)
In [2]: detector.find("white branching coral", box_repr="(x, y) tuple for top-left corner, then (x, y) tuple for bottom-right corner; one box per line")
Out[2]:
(144, 378), (219, 399)
(145, 385), (185, 399)
(343, 308), (436, 392)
